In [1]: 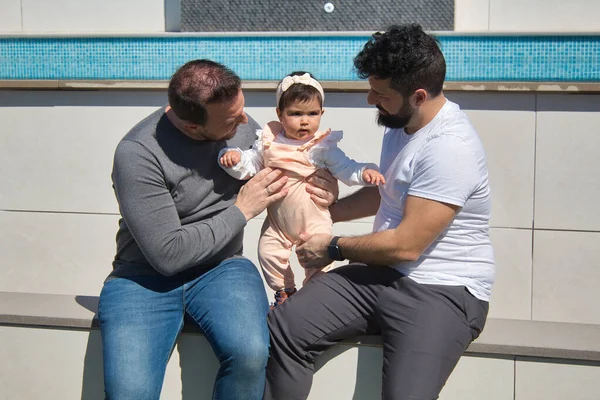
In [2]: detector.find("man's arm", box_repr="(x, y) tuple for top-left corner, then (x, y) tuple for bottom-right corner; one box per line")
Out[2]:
(298, 133), (482, 268)
(113, 140), (287, 276)
(330, 186), (381, 223)
(296, 195), (459, 268)
(338, 195), (459, 264)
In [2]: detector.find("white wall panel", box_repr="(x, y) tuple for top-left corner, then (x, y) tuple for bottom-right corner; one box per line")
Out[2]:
(21, 0), (165, 33)
(0, 0), (22, 33)
(516, 358), (600, 400)
(489, 0), (600, 32)
(0, 90), (167, 214)
(533, 230), (600, 324)
(535, 94), (600, 231)
(455, 0), (490, 31)
(0, 211), (117, 296)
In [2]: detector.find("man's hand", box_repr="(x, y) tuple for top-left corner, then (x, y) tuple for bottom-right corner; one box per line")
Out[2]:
(235, 168), (288, 221)
(220, 150), (242, 168)
(296, 232), (333, 269)
(305, 169), (339, 208)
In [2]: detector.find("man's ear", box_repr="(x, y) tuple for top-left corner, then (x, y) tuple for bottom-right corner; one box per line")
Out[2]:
(412, 89), (428, 107)
(183, 122), (200, 134)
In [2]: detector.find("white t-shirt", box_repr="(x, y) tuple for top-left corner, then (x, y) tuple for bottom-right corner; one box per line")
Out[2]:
(373, 100), (495, 301)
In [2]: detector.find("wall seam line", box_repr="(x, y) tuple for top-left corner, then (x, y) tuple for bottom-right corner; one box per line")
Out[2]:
(488, 0), (492, 30)
(530, 93), (539, 321)
(20, 0), (24, 31)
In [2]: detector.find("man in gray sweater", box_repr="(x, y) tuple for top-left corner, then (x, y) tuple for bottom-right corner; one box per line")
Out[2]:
(98, 60), (336, 399)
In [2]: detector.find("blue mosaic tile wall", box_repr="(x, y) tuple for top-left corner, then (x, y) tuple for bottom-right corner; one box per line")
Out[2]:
(0, 35), (598, 82)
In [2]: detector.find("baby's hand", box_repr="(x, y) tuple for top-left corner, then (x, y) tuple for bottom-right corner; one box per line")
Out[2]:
(363, 169), (386, 186)
(220, 151), (241, 168)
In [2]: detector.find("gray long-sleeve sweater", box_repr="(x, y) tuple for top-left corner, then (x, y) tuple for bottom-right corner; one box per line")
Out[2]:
(109, 107), (259, 279)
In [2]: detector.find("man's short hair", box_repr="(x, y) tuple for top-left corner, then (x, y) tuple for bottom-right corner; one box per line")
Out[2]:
(354, 24), (446, 98)
(168, 59), (241, 125)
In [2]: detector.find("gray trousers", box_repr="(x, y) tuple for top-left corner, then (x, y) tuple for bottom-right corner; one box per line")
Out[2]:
(264, 264), (489, 400)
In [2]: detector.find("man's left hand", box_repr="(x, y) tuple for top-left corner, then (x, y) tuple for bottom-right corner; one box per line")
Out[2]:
(296, 232), (333, 269)
(305, 169), (339, 208)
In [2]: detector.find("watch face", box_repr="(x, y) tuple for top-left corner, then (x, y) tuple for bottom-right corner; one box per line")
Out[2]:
(328, 244), (342, 261)
(328, 237), (343, 261)
(327, 245), (336, 260)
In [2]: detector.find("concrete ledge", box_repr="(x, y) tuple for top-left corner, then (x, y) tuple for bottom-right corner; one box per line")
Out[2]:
(1, 80), (600, 93)
(2, 291), (600, 362)
(0, 292), (99, 329)
(350, 319), (600, 362)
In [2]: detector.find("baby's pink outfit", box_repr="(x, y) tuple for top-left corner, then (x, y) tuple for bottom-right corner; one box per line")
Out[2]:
(259, 122), (334, 290)
(219, 121), (379, 292)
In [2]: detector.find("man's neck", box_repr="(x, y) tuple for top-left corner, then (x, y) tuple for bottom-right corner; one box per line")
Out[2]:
(165, 107), (185, 131)
(404, 93), (447, 134)
(165, 107), (205, 141)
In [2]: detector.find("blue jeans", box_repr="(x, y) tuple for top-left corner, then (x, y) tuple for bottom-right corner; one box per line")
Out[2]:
(98, 257), (270, 400)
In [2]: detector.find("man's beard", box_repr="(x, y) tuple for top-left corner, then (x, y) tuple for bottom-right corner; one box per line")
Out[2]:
(376, 103), (413, 129)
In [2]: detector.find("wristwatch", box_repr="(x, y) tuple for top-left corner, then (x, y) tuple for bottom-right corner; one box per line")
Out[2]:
(327, 236), (345, 261)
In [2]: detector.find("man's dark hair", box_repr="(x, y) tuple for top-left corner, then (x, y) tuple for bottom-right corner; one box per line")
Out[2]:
(277, 71), (323, 110)
(168, 59), (241, 125)
(354, 24), (446, 98)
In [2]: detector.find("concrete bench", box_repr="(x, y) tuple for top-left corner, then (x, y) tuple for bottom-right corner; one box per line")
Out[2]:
(2, 291), (600, 399)
(2, 291), (599, 362)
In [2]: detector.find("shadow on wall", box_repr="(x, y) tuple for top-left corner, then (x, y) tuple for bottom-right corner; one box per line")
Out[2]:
(75, 295), (105, 399)
(314, 344), (383, 399)
(77, 328), (222, 399)
(0, 90), (167, 107)
(177, 334), (220, 399)
(4, 86), (598, 113)
(352, 347), (383, 399)
(81, 330), (104, 400)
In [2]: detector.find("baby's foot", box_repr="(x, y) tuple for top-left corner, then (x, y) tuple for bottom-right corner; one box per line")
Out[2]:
(270, 288), (297, 309)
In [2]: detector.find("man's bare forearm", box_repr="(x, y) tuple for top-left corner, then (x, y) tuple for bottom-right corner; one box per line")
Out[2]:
(330, 186), (381, 223)
(335, 196), (460, 266)
(337, 229), (420, 266)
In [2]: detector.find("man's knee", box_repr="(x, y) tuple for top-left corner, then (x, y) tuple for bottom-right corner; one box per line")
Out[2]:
(223, 338), (270, 374)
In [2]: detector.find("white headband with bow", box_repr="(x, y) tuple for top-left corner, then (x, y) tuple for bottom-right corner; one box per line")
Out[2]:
(275, 73), (325, 107)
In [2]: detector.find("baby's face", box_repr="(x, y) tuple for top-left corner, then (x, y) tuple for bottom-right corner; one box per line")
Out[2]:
(277, 97), (324, 140)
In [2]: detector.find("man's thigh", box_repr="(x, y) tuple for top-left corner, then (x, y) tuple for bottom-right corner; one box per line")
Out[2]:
(183, 257), (270, 360)
(98, 275), (185, 399)
(269, 264), (403, 359)
(377, 279), (488, 400)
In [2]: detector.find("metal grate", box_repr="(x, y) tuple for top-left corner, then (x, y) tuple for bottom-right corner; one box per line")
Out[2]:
(180, 0), (454, 32)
